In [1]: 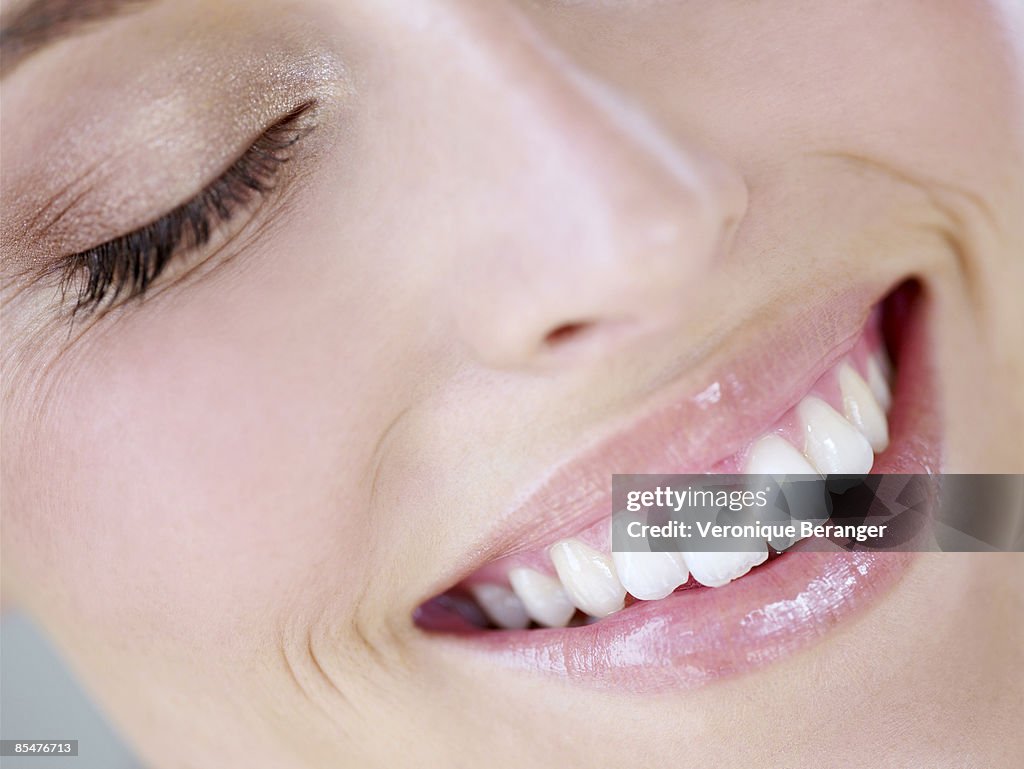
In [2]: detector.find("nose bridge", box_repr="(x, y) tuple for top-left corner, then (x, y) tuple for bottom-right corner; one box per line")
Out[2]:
(413, 0), (748, 367)
(440, 1), (729, 212)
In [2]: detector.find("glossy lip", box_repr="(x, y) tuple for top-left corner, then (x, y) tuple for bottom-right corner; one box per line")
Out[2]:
(442, 549), (914, 691)
(419, 279), (919, 594)
(416, 282), (939, 691)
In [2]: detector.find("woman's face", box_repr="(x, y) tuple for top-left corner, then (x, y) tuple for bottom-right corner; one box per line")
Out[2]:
(2, 1), (1022, 767)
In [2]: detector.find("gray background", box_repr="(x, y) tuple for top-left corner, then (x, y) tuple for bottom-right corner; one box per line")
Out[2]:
(1, 612), (142, 769)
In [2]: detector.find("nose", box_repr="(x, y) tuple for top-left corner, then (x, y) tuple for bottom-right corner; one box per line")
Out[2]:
(415, 4), (749, 369)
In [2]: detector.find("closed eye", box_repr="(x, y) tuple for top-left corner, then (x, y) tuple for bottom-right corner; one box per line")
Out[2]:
(58, 101), (316, 317)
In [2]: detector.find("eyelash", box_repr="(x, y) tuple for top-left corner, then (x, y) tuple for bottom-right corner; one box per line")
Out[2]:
(59, 102), (315, 316)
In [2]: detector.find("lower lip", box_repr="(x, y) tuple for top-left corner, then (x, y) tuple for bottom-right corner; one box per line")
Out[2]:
(454, 549), (913, 691)
(421, 284), (939, 691)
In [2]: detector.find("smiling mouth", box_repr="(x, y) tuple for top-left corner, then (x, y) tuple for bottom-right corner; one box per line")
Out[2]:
(415, 281), (937, 690)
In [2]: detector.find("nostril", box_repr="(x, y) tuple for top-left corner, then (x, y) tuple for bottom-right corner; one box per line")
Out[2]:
(544, 322), (590, 348)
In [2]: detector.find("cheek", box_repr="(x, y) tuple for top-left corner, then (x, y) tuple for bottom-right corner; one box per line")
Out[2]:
(807, 0), (1021, 184)
(820, 0), (1020, 173)
(640, 0), (1020, 180)
(3, 245), (395, 642)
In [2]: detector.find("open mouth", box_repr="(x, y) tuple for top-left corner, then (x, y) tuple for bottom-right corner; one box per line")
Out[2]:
(415, 281), (937, 690)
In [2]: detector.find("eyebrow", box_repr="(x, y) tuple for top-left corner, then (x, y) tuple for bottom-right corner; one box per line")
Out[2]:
(0, 0), (155, 78)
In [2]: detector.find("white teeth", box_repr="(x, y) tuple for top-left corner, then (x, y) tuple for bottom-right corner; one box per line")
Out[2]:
(838, 363), (890, 452)
(796, 396), (875, 474)
(474, 349), (897, 628)
(549, 539), (626, 618)
(469, 583), (531, 630)
(611, 550), (689, 601)
(865, 353), (892, 413)
(683, 546), (769, 588)
(508, 567), (577, 627)
(744, 434), (819, 475)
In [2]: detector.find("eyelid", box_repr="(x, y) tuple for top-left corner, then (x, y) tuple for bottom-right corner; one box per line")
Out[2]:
(58, 101), (316, 316)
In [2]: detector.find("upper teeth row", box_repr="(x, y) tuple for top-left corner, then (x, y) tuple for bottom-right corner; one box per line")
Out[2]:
(470, 350), (893, 630)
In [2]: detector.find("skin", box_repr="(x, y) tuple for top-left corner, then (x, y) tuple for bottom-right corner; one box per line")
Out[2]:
(2, 1), (1023, 767)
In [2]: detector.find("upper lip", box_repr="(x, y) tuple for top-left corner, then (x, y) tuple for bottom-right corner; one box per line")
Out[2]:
(421, 280), (897, 601)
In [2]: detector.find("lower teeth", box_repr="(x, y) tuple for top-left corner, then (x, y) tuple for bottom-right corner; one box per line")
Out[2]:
(427, 325), (896, 631)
